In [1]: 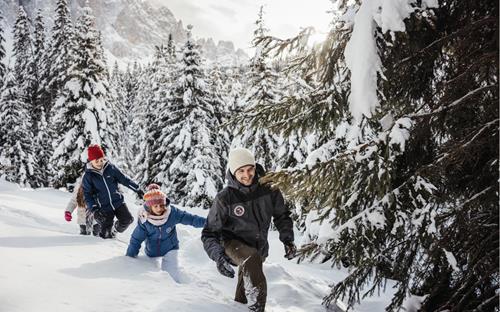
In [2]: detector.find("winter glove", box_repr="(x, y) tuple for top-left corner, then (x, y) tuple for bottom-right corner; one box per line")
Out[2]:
(216, 254), (235, 278)
(284, 242), (297, 260)
(64, 211), (72, 222)
(136, 189), (145, 199)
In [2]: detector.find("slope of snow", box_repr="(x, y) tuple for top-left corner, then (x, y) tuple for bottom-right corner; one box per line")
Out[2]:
(0, 179), (392, 311)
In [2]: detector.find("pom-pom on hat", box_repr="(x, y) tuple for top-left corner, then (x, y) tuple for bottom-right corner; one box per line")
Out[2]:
(228, 148), (256, 175)
(88, 144), (105, 161)
(143, 183), (169, 208)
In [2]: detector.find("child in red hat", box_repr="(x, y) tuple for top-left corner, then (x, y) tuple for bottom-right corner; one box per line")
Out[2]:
(82, 144), (145, 239)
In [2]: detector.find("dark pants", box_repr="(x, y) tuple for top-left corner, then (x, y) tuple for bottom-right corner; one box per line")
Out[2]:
(224, 240), (267, 312)
(96, 203), (133, 239)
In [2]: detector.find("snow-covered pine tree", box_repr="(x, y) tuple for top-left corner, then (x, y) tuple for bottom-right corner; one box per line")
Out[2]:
(235, 6), (280, 171)
(33, 106), (54, 187)
(238, 0), (498, 311)
(167, 33), (176, 61)
(221, 68), (240, 112)
(108, 61), (133, 172)
(0, 71), (36, 186)
(122, 62), (142, 178)
(131, 63), (157, 185)
(29, 10), (54, 187)
(155, 25), (226, 209)
(145, 44), (178, 185)
(0, 11), (6, 85)
(274, 72), (315, 170)
(208, 63), (230, 162)
(32, 9), (46, 122)
(13, 6), (35, 106)
(39, 0), (74, 114)
(51, 4), (115, 188)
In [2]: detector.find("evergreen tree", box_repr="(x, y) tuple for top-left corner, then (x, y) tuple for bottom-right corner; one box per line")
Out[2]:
(51, 5), (114, 187)
(208, 64), (230, 144)
(235, 0), (498, 311)
(155, 25), (226, 209)
(0, 11), (6, 84)
(32, 10), (46, 121)
(0, 71), (36, 187)
(131, 64), (157, 185)
(167, 33), (176, 60)
(32, 106), (54, 187)
(236, 6), (281, 171)
(147, 47), (177, 184)
(12, 6), (35, 105)
(40, 0), (74, 114)
(109, 61), (133, 172)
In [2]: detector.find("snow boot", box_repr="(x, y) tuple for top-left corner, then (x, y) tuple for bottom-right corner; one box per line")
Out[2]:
(79, 224), (90, 235)
(92, 224), (101, 236)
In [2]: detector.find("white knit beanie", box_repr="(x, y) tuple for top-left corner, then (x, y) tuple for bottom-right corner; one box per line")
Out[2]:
(228, 148), (256, 175)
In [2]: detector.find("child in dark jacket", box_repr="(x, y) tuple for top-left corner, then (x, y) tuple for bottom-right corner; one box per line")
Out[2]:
(126, 184), (206, 283)
(82, 144), (144, 239)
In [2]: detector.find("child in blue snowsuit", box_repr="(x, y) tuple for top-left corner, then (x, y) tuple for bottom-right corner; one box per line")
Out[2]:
(126, 184), (206, 282)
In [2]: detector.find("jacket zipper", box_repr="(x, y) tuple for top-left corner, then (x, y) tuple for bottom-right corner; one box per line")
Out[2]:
(102, 175), (116, 210)
(157, 226), (162, 256)
(90, 163), (115, 210)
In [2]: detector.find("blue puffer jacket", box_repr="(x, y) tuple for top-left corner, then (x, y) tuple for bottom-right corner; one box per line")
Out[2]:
(82, 162), (140, 212)
(126, 205), (206, 258)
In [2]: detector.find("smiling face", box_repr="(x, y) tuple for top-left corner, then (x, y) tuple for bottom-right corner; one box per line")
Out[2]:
(234, 165), (256, 186)
(90, 157), (106, 170)
(151, 204), (166, 216)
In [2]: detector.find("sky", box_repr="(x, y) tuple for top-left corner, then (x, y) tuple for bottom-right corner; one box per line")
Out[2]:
(148, 0), (334, 54)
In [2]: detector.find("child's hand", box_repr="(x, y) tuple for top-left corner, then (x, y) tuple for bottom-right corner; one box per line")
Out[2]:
(64, 211), (72, 222)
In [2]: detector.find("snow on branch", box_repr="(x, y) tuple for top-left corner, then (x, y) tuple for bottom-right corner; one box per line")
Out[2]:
(344, 0), (438, 121)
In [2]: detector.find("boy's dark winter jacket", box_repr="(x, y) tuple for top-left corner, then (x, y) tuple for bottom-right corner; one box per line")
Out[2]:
(126, 205), (206, 257)
(201, 164), (294, 262)
(82, 162), (139, 212)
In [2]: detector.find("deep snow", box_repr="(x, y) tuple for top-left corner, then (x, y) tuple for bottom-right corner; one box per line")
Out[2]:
(0, 179), (392, 311)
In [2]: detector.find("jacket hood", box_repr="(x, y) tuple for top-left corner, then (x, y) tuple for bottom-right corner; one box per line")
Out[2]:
(226, 163), (265, 194)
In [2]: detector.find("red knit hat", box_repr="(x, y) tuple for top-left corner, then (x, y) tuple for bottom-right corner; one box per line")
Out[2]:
(143, 184), (169, 208)
(88, 144), (105, 161)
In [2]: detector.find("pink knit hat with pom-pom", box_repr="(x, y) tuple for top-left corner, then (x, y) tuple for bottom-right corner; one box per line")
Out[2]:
(143, 184), (169, 207)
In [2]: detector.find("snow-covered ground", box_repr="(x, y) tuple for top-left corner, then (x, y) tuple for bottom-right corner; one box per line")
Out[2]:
(0, 179), (391, 311)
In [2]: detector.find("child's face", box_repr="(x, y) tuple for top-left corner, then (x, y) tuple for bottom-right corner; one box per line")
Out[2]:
(91, 157), (106, 170)
(151, 204), (166, 215)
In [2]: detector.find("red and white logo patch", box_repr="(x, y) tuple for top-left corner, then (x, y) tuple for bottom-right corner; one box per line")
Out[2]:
(233, 205), (245, 217)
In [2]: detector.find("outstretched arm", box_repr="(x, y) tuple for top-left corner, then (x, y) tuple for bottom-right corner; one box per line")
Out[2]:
(111, 164), (141, 193)
(174, 207), (207, 228)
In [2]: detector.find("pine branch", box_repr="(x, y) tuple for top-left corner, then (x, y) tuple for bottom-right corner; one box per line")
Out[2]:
(394, 16), (497, 68)
(472, 293), (499, 312)
(407, 84), (497, 118)
(461, 118), (499, 148)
